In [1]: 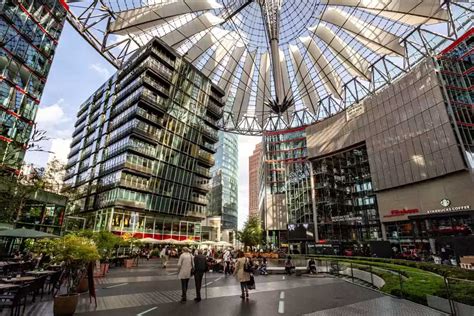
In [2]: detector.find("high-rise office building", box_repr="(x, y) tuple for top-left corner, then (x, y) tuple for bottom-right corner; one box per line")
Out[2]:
(207, 131), (238, 242)
(248, 142), (262, 218)
(0, 0), (68, 170)
(260, 127), (313, 252)
(64, 38), (225, 241)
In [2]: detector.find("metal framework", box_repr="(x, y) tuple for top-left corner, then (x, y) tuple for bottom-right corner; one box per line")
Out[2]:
(64, 0), (473, 135)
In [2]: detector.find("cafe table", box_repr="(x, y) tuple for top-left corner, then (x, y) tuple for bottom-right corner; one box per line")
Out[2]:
(1, 276), (36, 284)
(0, 283), (19, 291)
(25, 270), (56, 276)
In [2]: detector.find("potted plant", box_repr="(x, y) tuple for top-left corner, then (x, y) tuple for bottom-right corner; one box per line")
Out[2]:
(92, 231), (120, 275)
(51, 235), (99, 316)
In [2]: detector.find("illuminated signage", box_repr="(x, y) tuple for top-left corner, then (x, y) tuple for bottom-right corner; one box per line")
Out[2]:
(331, 215), (362, 222)
(383, 209), (419, 218)
(426, 205), (470, 214)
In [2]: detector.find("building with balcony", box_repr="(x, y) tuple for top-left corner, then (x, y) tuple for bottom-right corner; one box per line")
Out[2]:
(207, 131), (238, 243)
(64, 38), (225, 241)
(0, 0), (67, 171)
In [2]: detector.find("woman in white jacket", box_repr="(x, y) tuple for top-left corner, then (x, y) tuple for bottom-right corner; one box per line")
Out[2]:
(177, 247), (194, 301)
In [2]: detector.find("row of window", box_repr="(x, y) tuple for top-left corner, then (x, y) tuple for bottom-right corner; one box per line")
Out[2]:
(0, 49), (46, 100)
(0, 18), (51, 77)
(0, 82), (37, 121)
(0, 110), (32, 143)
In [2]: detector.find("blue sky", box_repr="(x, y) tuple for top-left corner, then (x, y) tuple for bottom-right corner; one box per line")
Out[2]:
(26, 23), (259, 229)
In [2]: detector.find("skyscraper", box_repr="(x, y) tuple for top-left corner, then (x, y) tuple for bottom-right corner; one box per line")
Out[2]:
(259, 127), (313, 252)
(64, 38), (224, 241)
(0, 0), (68, 170)
(207, 131), (238, 242)
(248, 142), (262, 218)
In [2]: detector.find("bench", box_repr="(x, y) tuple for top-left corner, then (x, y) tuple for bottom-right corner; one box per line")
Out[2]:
(267, 266), (307, 276)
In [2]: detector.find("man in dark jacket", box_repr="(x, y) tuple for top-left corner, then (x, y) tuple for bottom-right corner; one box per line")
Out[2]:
(194, 249), (208, 302)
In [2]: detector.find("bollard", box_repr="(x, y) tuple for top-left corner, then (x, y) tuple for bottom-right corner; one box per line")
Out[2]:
(398, 270), (404, 299)
(350, 262), (354, 282)
(369, 265), (374, 286)
(443, 277), (456, 316)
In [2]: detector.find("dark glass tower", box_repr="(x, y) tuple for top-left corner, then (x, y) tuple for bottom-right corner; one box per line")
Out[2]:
(0, 0), (67, 170)
(64, 38), (225, 241)
(312, 144), (381, 244)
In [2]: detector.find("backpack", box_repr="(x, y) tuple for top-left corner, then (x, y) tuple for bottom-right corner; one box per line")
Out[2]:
(244, 258), (253, 273)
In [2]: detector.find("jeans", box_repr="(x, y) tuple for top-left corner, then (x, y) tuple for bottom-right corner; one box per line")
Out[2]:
(181, 278), (190, 298)
(194, 272), (204, 299)
(240, 282), (248, 294)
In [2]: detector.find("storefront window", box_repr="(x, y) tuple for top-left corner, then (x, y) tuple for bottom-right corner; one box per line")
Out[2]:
(179, 222), (187, 237)
(144, 217), (154, 233)
(111, 211), (123, 231)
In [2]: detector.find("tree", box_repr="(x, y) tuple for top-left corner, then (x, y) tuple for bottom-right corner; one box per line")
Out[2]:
(236, 215), (263, 249)
(0, 125), (70, 223)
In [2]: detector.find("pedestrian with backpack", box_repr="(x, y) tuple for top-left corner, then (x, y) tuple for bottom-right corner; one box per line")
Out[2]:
(233, 250), (252, 299)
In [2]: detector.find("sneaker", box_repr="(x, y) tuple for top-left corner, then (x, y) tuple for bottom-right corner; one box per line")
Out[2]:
(181, 297), (186, 302)
(245, 292), (249, 298)
(194, 298), (201, 302)
(240, 294), (245, 299)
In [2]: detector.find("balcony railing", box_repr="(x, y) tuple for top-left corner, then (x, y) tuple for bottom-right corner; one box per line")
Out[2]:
(201, 142), (215, 152)
(191, 196), (208, 205)
(207, 101), (223, 118)
(195, 166), (211, 178)
(197, 150), (215, 166)
(123, 162), (153, 176)
(201, 126), (219, 142)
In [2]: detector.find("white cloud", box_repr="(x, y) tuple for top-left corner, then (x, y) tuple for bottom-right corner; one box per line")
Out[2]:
(36, 99), (72, 138)
(48, 138), (72, 164)
(237, 135), (262, 229)
(89, 63), (111, 79)
(36, 99), (66, 124)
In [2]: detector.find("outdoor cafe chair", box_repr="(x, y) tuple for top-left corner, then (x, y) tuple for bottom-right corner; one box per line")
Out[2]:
(0, 284), (29, 316)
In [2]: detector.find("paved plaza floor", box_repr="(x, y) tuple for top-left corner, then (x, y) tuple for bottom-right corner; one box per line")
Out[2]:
(8, 258), (447, 316)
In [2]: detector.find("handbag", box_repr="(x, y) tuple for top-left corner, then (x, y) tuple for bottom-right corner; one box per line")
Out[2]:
(247, 274), (255, 290)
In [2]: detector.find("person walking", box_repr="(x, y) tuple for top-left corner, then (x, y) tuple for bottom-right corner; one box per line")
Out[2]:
(193, 249), (208, 302)
(177, 247), (194, 302)
(233, 250), (251, 299)
(160, 246), (169, 268)
(223, 248), (231, 276)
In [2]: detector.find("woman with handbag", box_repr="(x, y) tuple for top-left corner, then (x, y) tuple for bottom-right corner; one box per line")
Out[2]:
(233, 250), (251, 299)
(177, 247), (194, 302)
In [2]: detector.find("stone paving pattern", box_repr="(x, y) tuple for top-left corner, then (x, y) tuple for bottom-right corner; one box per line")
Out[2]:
(1, 258), (447, 315)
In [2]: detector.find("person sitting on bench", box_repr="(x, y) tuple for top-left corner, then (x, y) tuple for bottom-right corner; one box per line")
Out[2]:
(308, 258), (317, 274)
(285, 256), (295, 275)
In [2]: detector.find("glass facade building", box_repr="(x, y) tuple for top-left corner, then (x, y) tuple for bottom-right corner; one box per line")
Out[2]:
(437, 28), (473, 169)
(207, 131), (238, 240)
(260, 127), (313, 251)
(312, 144), (381, 243)
(64, 38), (225, 241)
(0, 0), (67, 170)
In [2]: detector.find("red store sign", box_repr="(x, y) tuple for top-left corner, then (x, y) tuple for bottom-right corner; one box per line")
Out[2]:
(383, 209), (419, 218)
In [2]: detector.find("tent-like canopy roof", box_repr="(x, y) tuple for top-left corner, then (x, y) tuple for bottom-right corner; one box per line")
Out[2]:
(66, 0), (472, 134)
